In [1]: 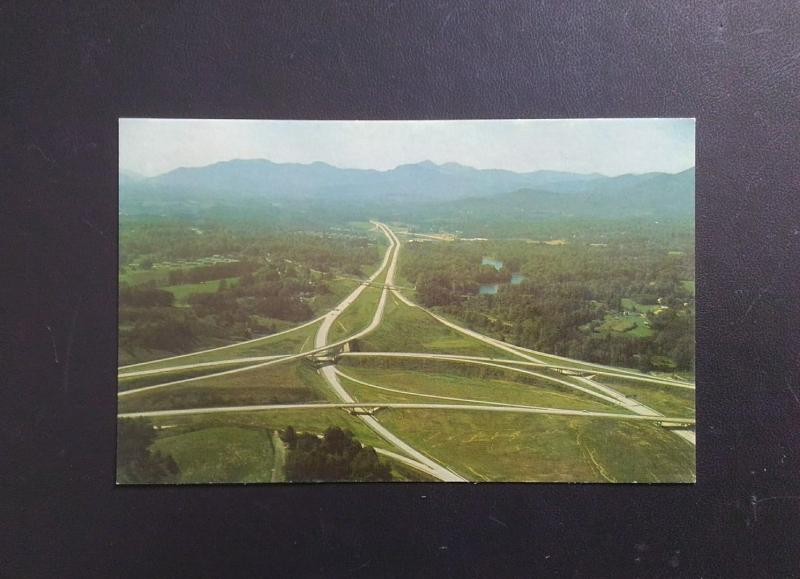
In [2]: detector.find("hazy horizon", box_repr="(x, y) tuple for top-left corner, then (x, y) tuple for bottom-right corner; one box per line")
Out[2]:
(120, 157), (696, 180)
(120, 118), (695, 178)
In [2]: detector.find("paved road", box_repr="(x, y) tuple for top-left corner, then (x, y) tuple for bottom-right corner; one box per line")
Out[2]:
(119, 315), (325, 371)
(577, 376), (696, 446)
(119, 356), (282, 378)
(339, 351), (694, 389)
(314, 222), (467, 482)
(119, 234), (401, 398)
(119, 226), (395, 378)
(118, 401), (694, 423)
(336, 367), (557, 409)
(373, 447), (449, 479)
(383, 222), (694, 388)
(118, 220), (696, 480)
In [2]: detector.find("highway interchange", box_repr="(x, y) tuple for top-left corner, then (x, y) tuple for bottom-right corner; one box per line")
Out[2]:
(118, 222), (696, 482)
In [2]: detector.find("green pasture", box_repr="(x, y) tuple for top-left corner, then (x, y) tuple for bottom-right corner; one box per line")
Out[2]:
(118, 361), (326, 414)
(358, 297), (508, 358)
(152, 426), (276, 484)
(163, 277), (240, 304)
(337, 360), (617, 412)
(120, 319), (321, 372)
(377, 409), (696, 483)
(594, 376), (695, 418)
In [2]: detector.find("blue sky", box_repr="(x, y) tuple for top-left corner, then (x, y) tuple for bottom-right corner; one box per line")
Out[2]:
(119, 118), (694, 177)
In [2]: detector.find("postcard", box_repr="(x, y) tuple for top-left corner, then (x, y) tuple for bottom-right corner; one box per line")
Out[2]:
(117, 119), (695, 483)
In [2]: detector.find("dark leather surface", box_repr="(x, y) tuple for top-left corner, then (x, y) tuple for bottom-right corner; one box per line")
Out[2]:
(3, 2), (799, 576)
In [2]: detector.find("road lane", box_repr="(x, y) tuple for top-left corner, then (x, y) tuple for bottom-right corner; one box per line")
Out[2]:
(577, 376), (696, 446)
(118, 402), (695, 423)
(119, 232), (399, 398)
(339, 352), (695, 389)
(119, 315), (325, 371)
(313, 222), (467, 482)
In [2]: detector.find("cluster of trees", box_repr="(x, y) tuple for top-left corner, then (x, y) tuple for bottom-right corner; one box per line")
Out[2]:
(117, 418), (180, 484)
(119, 307), (209, 353)
(119, 285), (175, 308)
(166, 261), (259, 285)
(401, 220), (695, 371)
(280, 426), (392, 482)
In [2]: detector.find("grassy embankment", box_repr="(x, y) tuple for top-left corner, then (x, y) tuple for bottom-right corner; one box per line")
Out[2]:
(356, 295), (508, 358)
(337, 359), (618, 412)
(152, 426), (276, 484)
(118, 360), (327, 413)
(119, 319), (322, 374)
(326, 242), (393, 343)
(376, 409), (696, 483)
(592, 376), (695, 417)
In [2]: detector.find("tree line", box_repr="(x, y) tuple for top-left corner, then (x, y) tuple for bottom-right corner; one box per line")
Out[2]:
(400, 220), (694, 372)
(280, 426), (392, 482)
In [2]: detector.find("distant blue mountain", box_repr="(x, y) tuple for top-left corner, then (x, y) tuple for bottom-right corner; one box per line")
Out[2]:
(119, 159), (694, 217)
(120, 159), (604, 203)
(434, 168), (695, 218)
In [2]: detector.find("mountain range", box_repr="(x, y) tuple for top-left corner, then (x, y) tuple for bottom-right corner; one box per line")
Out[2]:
(119, 159), (694, 219)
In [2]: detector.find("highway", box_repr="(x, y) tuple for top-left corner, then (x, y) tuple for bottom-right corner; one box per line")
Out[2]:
(118, 355), (282, 378)
(335, 367), (561, 409)
(576, 376), (696, 446)
(313, 222), (467, 482)
(117, 221), (696, 480)
(373, 448), (443, 479)
(338, 351), (695, 389)
(118, 401), (694, 424)
(119, 313), (325, 371)
(119, 230), (401, 398)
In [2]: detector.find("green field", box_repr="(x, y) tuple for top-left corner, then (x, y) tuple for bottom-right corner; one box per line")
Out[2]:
(119, 268), (172, 287)
(376, 409), (695, 482)
(121, 319), (322, 372)
(681, 280), (696, 295)
(594, 376), (695, 417)
(358, 296), (508, 358)
(337, 360), (617, 412)
(148, 409), (420, 482)
(308, 277), (360, 315)
(163, 277), (240, 304)
(620, 298), (661, 313)
(147, 408), (389, 451)
(118, 361), (327, 413)
(152, 426), (276, 483)
(595, 313), (653, 337)
(329, 285), (383, 343)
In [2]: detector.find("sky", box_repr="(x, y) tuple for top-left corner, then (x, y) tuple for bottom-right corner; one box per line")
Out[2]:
(119, 118), (695, 178)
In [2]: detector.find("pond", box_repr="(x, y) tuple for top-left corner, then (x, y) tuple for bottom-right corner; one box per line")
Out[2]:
(479, 257), (526, 294)
(479, 276), (527, 294)
(481, 256), (504, 270)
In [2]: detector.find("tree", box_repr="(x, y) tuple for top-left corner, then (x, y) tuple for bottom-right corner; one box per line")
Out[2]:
(117, 418), (180, 484)
(280, 425), (297, 447)
(283, 426), (393, 482)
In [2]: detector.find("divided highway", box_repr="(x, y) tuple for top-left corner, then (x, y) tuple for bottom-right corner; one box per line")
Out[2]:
(117, 221), (696, 478)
